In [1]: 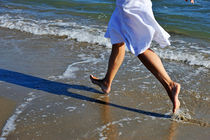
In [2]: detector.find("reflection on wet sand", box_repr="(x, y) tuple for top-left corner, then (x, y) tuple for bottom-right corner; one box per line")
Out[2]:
(100, 96), (117, 139)
(99, 95), (180, 140)
(168, 121), (178, 140)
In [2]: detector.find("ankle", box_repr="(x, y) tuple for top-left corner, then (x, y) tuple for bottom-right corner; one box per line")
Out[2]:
(103, 78), (111, 88)
(169, 81), (175, 90)
(163, 81), (175, 94)
(169, 81), (181, 92)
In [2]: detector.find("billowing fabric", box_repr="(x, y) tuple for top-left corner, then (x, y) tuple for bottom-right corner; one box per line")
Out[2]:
(105, 0), (171, 56)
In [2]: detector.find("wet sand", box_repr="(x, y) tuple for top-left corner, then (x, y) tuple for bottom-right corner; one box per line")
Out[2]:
(0, 27), (210, 140)
(0, 97), (16, 132)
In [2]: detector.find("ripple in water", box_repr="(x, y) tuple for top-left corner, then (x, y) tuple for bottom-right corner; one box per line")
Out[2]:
(171, 109), (210, 127)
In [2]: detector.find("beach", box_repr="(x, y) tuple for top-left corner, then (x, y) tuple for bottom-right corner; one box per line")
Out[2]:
(0, 27), (210, 139)
(0, 0), (210, 139)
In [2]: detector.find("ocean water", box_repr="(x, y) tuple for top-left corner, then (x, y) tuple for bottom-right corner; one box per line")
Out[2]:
(0, 0), (209, 68)
(0, 0), (210, 139)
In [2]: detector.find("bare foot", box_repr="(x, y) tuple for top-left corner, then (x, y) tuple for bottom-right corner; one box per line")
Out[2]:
(171, 82), (181, 114)
(90, 75), (111, 94)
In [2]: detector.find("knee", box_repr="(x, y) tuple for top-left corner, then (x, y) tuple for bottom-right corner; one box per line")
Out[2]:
(112, 42), (125, 47)
(138, 48), (153, 59)
(138, 48), (154, 56)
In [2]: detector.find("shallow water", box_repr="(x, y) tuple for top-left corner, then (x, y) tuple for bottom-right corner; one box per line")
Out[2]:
(0, 28), (209, 139)
(0, 0), (209, 69)
(0, 0), (209, 39)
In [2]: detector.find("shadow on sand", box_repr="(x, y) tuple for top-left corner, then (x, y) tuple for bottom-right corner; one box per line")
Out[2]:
(0, 68), (171, 119)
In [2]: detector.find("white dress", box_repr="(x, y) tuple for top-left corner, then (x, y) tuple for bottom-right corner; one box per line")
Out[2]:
(105, 0), (171, 56)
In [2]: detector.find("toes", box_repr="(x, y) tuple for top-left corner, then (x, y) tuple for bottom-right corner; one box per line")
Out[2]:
(90, 74), (96, 80)
(90, 75), (103, 86)
(90, 75), (98, 83)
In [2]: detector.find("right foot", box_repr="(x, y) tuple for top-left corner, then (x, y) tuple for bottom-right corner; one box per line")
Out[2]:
(170, 82), (181, 114)
(90, 75), (111, 94)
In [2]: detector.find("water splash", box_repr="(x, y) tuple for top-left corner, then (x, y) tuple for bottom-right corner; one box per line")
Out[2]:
(171, 109), (210, 127)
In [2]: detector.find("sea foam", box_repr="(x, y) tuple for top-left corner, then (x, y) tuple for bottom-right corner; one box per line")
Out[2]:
(49, 57), (100, 80)
(0, 14), (110, 47)
(0, 14), (209, 69)
(156, 49), (210, 68)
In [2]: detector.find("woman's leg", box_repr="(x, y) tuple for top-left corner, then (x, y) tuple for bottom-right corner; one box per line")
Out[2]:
(138, 49), (180, 113)
(90, 42), (125, 94)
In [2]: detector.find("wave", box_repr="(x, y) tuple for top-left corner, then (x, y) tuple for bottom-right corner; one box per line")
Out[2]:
(0, 14), (209, 69)
(0, 14), (111, 47)
(156, 49), (210, 68)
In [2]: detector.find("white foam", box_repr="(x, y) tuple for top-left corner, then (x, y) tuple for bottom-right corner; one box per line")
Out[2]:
(171, 109), (192, 122)
(203, 97), (209, 101)
(0, 14), (111, 47)
(171, 39), (186, 44)
(42, 115), (47, 118)
(0, 92), (37, 138)
(63, 97), (71, 100)
(46, 105), (51, 108)
(156, 49), (210, 68)
(65, 106), (76, 112)
(49, 58), (100, 80)
(0, 14), (209, 69)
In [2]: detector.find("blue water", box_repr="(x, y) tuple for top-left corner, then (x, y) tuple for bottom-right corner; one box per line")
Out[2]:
(0, 0), (209, 40)
(153, 0), (210, 40)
